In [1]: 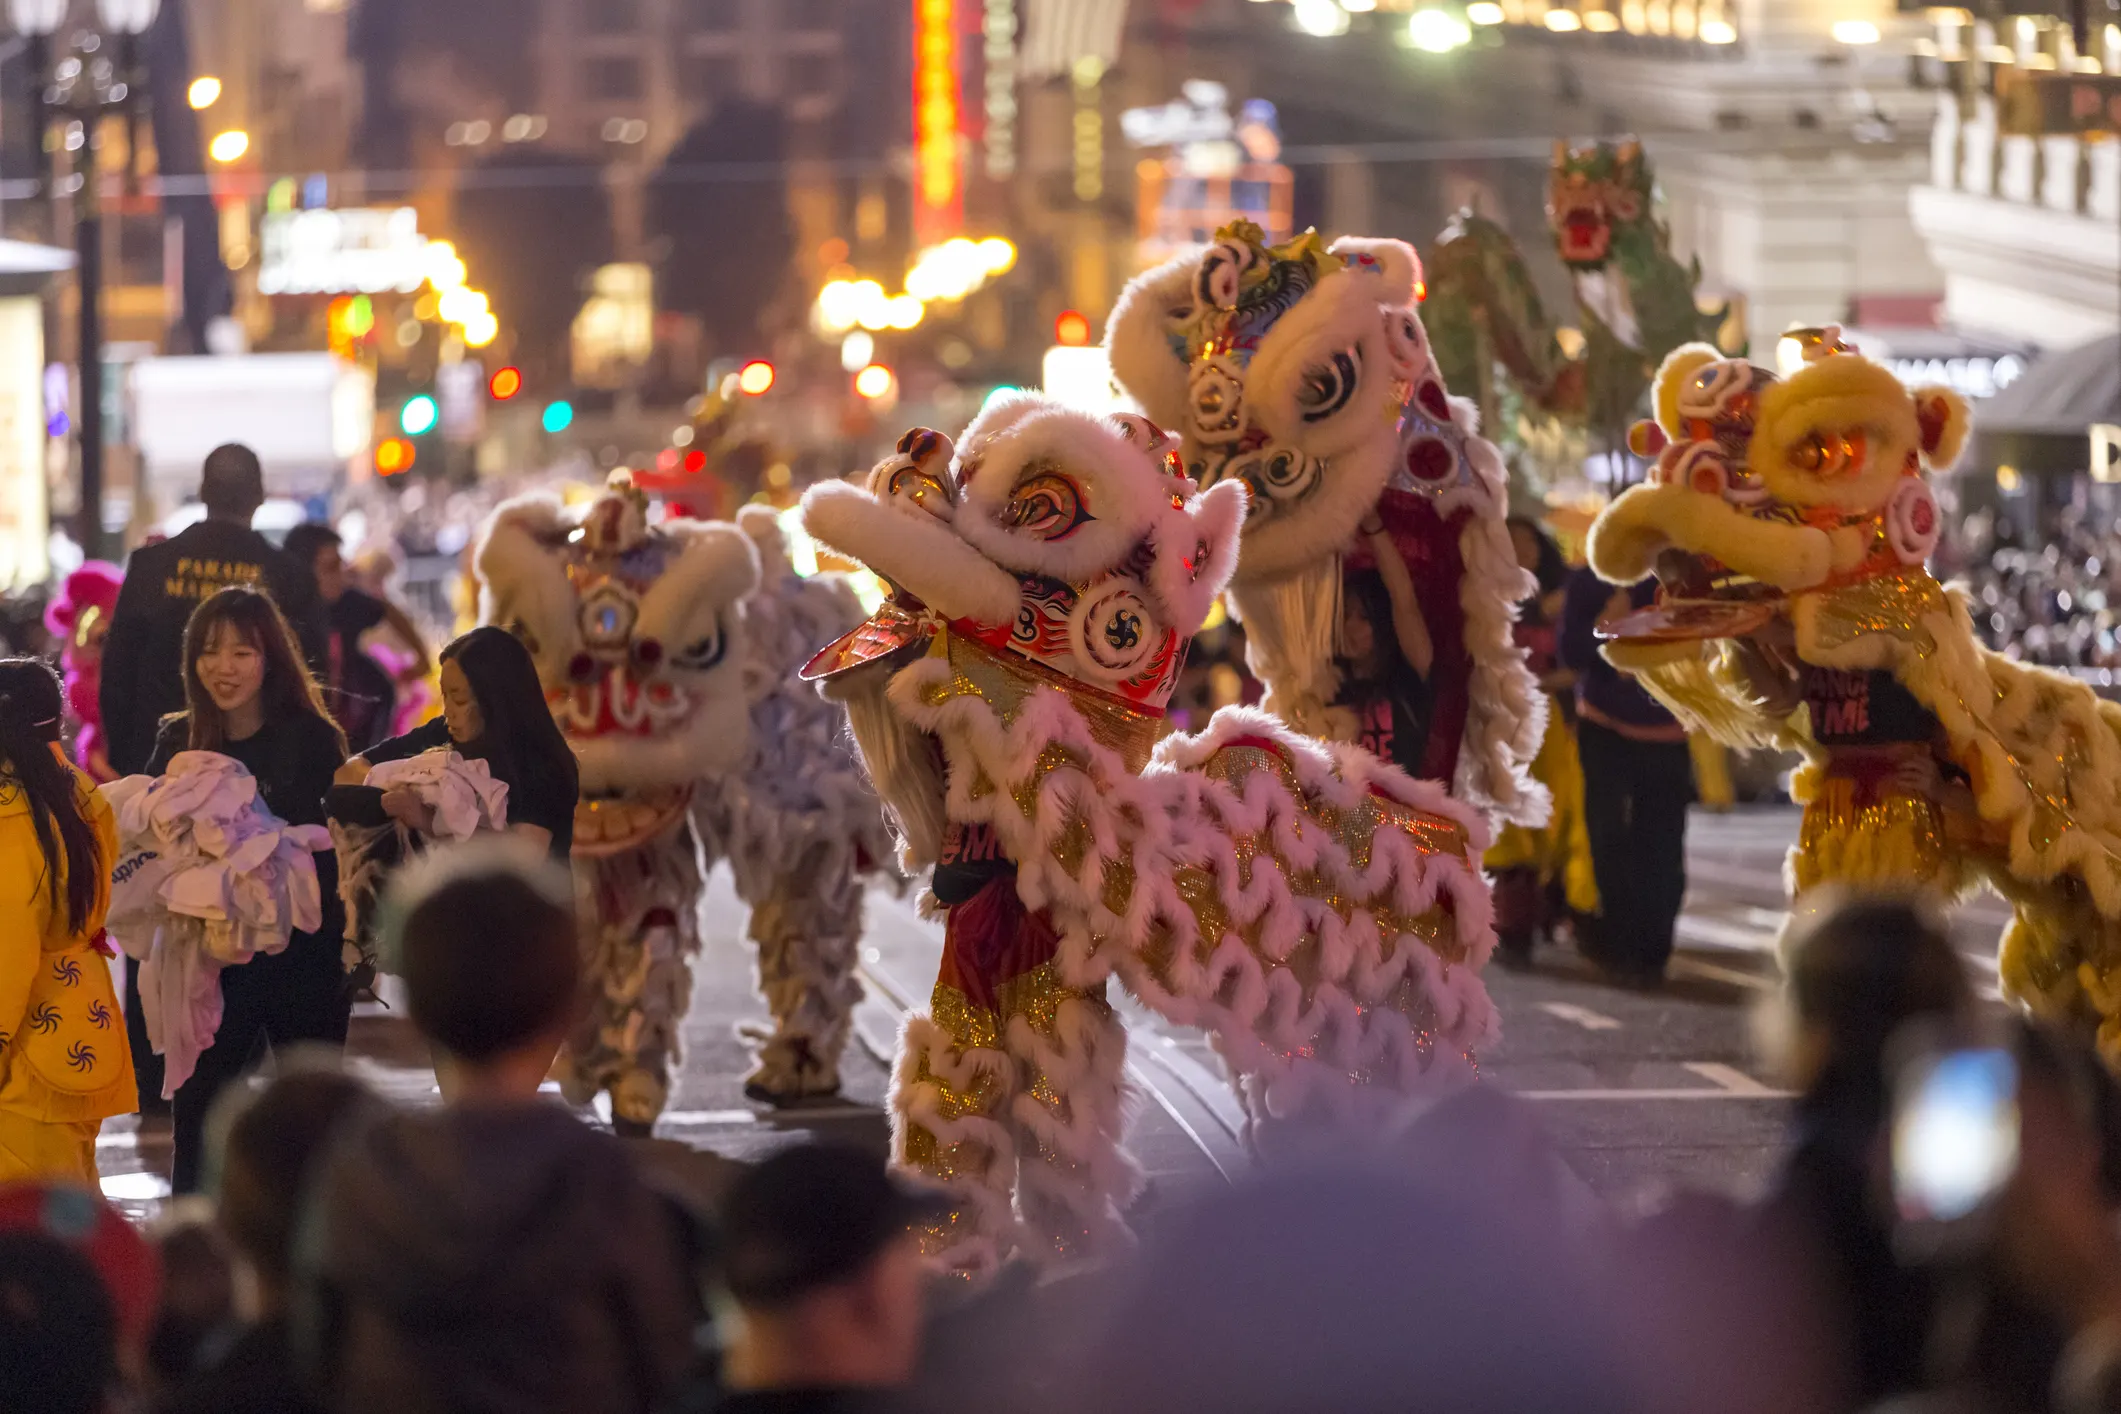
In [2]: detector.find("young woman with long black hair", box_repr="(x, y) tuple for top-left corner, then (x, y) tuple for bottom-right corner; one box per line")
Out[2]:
(146, 587), (348, 1193)
(0, 658), (134, 1183)
(338, 625), (578, 859)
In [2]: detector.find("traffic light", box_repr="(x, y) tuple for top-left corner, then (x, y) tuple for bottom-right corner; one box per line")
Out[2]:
(489, 366), (523, 401)
(737, 360), (776, 396)
(541, 399), (575, 434)
(375, 437), (416, 476)
(327, 295), (375, 360)
(1055, 310), (1091, 347)
(400, 394), (439, 436)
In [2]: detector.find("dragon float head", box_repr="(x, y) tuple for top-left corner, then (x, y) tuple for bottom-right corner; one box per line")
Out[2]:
(1588, 329), (1972, 601)
(798, 396), (1245, 861)
(1547, 138), (1652, 272)
(474, 472), (761, 852)
(1107, 219), (1498, 582)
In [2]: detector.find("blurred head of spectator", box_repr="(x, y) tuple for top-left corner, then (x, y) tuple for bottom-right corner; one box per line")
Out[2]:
(0, 1183), (159, 1399)
(0, 1231), (117, 1414)
(300, 842), (697, 1414)
(200, 444), (265, 525)
(1071, 1159), (1634, 1414)
(282, 524), (347, 606)
(210, 1066), (376, 1318)
(715, 1144), (938, 1400)
(149, 1067), (374, 1414)
(1764, 891), (1975, 1128)
(378, 839), (580, 1103)
(144, 1209), (236, 1389)
(1753, 893), (1978, 1410)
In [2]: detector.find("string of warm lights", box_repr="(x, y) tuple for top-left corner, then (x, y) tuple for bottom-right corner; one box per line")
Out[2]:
(1256, 0), (1744, 47)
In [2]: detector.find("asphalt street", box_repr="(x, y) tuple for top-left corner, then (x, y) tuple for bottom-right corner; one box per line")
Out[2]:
(93, 804), (2021, 1226)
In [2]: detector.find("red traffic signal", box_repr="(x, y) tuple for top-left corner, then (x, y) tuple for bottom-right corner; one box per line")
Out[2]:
(489, 366), (523, 400)
(1055, 310), (1092, 347)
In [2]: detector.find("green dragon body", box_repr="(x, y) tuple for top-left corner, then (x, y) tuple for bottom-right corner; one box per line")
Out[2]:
(1426, 139), (1737, 477)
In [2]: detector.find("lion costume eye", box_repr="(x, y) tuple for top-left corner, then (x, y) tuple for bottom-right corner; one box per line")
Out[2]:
(1003, 471), (1094, 541)
(1296, 350), (1360, 423)
(1791, 429), (1868, 478)
(670, 622), (727, 671)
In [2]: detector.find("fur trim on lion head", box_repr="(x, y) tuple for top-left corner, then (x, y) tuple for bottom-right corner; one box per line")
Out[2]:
(1104, 246), (1203, 431)
(1652, 343), (1724, 436)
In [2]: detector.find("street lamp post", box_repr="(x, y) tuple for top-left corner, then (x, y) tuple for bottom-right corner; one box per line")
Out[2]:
(7, 0), (160, 563)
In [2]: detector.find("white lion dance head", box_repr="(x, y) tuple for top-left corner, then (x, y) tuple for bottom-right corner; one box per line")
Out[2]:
(1107, 221), (1546, 827)
(475, 472), (761, 849)
(800, 397), (1244, 862)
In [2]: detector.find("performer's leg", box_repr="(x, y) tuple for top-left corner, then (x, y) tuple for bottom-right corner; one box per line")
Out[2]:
(1997, 885), (2121, 1066)
(1576, 719), (1641, 969)
(742, 856), (865, 1103)
(562, 826), (704, 1131)
(893, 999), (1018, 1278)
(615, 907), (701, 1131)
(1004, 984), (1137, 1266)
(1634, 737), (1696, 978)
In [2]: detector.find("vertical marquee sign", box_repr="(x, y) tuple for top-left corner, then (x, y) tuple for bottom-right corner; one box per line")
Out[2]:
(914, 0), (965, 244)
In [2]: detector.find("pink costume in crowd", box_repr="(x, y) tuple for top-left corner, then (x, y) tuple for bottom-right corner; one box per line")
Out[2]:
(45, 562), (123, 782)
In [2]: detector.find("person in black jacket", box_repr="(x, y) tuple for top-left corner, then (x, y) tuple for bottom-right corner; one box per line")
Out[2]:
(336, 625), (578, 861)
(102, 446), (326, 1121)
(101, 444), (327, 777)
(146, 588), (349, 1195)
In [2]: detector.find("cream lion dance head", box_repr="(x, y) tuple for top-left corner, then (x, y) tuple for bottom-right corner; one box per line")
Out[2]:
(474, 472), (762, 849)
(1106, 221), (1546, 828)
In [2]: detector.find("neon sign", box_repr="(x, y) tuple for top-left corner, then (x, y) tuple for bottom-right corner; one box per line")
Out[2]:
(914, 0), (963, 242)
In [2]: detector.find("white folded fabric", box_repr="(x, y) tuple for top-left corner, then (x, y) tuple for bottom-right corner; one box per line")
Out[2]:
(366, 748), (510, 840)
(99, 750), (331, 1096)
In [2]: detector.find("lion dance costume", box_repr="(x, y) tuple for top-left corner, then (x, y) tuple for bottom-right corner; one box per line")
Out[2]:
(801, 397), (1500, 1275)
(1106, 222), (1547, 829)
(1589, 331), (2121, 1062)
(475, 476), (891, 1124)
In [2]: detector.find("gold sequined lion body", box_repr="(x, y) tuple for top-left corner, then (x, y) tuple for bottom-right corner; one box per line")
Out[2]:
(1589, 336), (2121, 1060)
(801, 397), (1498, 1274)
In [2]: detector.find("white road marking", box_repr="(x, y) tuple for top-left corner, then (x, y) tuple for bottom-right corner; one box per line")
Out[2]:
(1514, 1086), (1791, 1101)
(1536, 1001), (1623, 1031)
(655, 1105), (881, 1126)
(1676, 915), (1779, 952)
(1684, 1061), (1781, 1096)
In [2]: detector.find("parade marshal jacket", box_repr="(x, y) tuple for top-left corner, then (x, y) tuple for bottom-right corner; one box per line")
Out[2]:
(99, 518), (327, 776)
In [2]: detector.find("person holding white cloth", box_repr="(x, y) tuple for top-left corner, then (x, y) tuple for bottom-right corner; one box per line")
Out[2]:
(140, 587), (348, 1194)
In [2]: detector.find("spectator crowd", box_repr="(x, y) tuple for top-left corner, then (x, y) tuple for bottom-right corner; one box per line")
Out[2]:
(1, 862), (2118, 1414)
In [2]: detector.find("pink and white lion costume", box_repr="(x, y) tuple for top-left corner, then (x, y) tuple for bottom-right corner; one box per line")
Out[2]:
(800, 398), (1499, 1274)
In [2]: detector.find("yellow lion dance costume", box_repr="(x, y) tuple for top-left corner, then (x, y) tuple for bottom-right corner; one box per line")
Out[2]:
(1588, 329), (2121, 1062)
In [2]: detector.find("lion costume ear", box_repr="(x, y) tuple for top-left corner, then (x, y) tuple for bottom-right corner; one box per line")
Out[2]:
(1911, 384), (1972, 472)
(1652, 343), (1721, 435)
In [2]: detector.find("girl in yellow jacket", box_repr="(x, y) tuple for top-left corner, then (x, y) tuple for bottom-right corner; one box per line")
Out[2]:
(0, 657), (134, 1183)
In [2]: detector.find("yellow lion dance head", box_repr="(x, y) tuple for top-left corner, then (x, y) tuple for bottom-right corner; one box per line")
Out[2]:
(1590, 333), (1971, 597)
